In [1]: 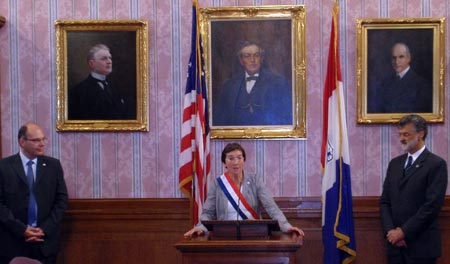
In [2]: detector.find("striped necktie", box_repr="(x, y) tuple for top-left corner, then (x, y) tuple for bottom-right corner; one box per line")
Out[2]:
(26, 160), (37, 227)
(403, 156), (413, 177)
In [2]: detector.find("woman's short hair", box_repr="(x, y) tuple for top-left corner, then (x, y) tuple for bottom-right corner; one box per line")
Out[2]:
(221, 143), (246, 163)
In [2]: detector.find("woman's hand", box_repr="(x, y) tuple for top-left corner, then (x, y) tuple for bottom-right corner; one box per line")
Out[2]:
(184, 227), (205, 238)
(287, 226), (305, 237)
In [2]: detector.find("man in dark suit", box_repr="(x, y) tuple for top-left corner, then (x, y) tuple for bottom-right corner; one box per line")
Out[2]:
(68, 44), (129, 120)
(380, 114), (447, 264)
(0, 122), (68, 264)
(212, 41), (292, 126)
(368, 42), (432, 113)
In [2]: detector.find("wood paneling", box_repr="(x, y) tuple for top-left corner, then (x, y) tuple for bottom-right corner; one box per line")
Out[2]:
(57, 197), (450, 264)
(58, 199), (191, 264)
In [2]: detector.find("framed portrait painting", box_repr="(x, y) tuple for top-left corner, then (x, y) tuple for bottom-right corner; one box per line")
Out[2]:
(55, 20), (148, 131)
(356, 18), (445, 124)
(200, 5), (306, 139)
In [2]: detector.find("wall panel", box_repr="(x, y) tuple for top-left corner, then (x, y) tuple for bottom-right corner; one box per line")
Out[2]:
(57, 197), (450, 264)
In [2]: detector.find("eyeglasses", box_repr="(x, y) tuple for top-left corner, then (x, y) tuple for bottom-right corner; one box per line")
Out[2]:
(25, 137), (48, 143)
(241, 52), (261, 59)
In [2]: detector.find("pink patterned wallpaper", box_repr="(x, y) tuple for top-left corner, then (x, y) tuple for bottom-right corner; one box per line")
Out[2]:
(0, 0), (449, 198)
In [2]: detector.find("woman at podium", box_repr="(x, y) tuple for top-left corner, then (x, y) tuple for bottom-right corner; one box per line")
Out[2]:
(184, 143), (305, 238)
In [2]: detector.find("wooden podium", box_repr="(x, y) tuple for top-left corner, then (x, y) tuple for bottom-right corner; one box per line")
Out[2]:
(175, 220), (303, 264)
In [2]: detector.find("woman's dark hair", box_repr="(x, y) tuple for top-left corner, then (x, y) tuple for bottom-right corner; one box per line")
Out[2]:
(221, 143), (246, 163)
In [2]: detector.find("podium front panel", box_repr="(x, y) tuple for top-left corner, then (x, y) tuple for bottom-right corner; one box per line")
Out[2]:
(180, 252), (292, 264)
(175, 232), (302, 264)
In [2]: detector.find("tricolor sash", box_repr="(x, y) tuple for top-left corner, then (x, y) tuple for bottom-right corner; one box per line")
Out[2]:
(217, 172), (258, 220)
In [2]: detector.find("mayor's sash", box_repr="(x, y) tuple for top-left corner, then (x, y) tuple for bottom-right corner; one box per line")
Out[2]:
(217, 172), (258, 220)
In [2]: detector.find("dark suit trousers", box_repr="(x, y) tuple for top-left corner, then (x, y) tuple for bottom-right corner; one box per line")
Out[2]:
(0, 244), (57, 264)
(388, 248), (437, 264)
(26, 244), (56, 264)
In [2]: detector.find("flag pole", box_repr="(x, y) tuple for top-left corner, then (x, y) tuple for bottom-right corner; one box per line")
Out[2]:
(190, 0), (199, 227)
(190, 175), (195, 227)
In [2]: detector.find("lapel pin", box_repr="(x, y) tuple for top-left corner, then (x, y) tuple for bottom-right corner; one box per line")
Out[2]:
(43, 163), (47, 166)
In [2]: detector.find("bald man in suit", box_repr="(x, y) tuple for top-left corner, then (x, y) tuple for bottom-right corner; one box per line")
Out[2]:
(0, 123), (68, 264)
(380, 115), (447, 264)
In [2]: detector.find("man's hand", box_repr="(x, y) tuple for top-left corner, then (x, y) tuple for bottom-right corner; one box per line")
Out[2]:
(24, 226), (45, 243)
(386, 227), (405, 245)
(394, 240), (407, 248)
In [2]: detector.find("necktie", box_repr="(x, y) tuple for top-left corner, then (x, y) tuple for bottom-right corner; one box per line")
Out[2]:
(99, 80), (113, 98)
(26, 160), (37, 227)
(404, 156), (413, 175)
(246, 76), (258, 94)
(246, 76), (258, 82)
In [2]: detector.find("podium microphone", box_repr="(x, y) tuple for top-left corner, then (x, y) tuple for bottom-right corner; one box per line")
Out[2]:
(236, 181), (242, 240)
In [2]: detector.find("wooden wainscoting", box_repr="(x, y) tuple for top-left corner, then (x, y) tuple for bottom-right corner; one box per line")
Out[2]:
(58, 199), (191, 264)
(57, 197), (450, 264)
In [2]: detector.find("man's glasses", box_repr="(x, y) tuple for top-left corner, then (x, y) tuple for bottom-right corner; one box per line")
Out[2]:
(241, 52), (261, 59)
(25, 137), (48, 143)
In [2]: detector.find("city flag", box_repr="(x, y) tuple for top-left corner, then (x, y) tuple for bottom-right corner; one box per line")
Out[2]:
(179, 0), (210, 226)
(320, 3), (357, 264)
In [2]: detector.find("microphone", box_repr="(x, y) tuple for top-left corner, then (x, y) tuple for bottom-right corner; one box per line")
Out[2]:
(236, 181), (242, 240)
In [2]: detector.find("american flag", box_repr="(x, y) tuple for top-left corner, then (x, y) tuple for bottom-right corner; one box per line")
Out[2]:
(179, 0), (210, 226)
(320, 2), (356, 263)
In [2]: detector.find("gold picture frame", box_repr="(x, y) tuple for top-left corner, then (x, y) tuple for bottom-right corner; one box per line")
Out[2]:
(200, 5), (306, 139)
(356, 18), (445, 124)
(55, 20), (148, 131)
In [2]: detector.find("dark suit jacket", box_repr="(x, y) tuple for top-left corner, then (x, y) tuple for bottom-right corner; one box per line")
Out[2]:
(68, 75), (130, 120)
(380, 149), (448, 258)
(368, 68), (432, 113)
(0, 154), (68, 259)
(213, 68), (292, 126)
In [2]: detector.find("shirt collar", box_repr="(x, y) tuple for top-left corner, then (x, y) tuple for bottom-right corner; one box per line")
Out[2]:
(245, 72), (259, 78)
(408, 145), (425, 162)
(19, 150), (37, 167)
(398, 66), (410, 79)
(91, 72), (107, 81)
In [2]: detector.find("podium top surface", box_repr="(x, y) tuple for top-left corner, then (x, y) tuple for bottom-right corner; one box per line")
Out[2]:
(202, 220), (280, 230)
